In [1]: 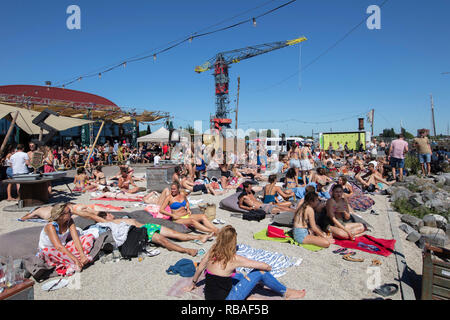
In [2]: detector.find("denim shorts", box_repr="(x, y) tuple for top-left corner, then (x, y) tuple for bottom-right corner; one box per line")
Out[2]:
(293, 228), (309, 244)
(389, 157), (405, 169)
(419, 153), (431, 164)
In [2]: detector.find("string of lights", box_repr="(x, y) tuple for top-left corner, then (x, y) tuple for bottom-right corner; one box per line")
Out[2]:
(53, 0), (297, 89)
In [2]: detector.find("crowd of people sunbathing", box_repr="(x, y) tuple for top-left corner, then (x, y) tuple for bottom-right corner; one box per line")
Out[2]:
(13, 136), (415, 300)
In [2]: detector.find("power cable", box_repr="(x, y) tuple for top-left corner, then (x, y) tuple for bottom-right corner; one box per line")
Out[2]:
(258, 0), (390, 92)
(54, 0), (296, 88)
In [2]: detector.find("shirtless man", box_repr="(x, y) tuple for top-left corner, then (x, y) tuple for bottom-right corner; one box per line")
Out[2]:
(75, 211), (213, 257)
(355, 163), (395, 191)
(238, 181), (286, 215)
(118, 167), (145, 194)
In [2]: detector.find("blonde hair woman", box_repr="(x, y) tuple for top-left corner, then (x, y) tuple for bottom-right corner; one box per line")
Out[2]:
(185, 225), (306, 300)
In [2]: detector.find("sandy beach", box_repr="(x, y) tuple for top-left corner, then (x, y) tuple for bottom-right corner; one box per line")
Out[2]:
(0, 165), (424, 300)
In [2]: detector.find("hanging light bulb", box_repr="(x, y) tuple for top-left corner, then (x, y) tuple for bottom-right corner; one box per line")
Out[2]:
(78, 77), (82, 82)
(252, 18), (257, 27)
(189, 36), (193, 43)
(153, 54), (157, 61)
(62, 85), (65, 89)
(123, 62), (127, 68)
(99, 73), (102, 79)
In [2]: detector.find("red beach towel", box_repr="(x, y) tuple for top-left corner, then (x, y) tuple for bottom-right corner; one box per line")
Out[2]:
(91, 197), (143, 202)
(334, 235), (396, 257)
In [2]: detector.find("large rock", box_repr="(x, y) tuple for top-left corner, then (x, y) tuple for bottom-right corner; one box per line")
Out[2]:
(391, 187), (413, 202)
(431, 214), (448, 230)
(424, 199), (450, 214)
(421, 234), (448, 247)
(423, 214), (437, 228)
(399, 223), (416, 235)
(408, 194), (424, 207)
(400, 214), (424, 231)
(434, 175), (447, 185)
(421, 190), (435, 203)
(419, 226), (446, 237)
(406, 230), (422, 243)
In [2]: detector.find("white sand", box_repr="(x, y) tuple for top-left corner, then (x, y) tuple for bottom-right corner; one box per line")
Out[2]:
(0, 166), (424, 300)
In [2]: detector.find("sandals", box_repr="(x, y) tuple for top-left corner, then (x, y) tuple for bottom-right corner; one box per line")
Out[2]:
(196, 248), (206, 257)
(342, 254), (364, 262)
(333, 248), (356, 256)
(370, 210), (379, 216)
(190, 239), (204, 246)
(212, 218), (226, 225)
(373, 283), (398, 297)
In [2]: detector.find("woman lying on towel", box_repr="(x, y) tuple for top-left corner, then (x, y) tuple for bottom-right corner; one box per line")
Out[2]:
(180, 172), (226, 196)
(263, 174), (295, 209)
(159, 182), (220, 235)
(93, 189), (144, 201)
(20, 203), (124, 221)
(293, 192), (335, 248)
(184, 225), (306, 300)
(37, 203), (94, 276)
(337, 176), (375, 211)
(324, 184), (366, 240)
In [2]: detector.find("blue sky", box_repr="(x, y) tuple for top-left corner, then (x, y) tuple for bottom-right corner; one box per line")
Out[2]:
(1, 0), (449, 136)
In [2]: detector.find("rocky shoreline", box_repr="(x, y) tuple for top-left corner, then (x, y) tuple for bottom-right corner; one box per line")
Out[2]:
(386, 173), (450, 248)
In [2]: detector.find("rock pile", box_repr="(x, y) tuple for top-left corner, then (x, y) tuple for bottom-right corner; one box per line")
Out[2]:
(387, 173), (450, 247)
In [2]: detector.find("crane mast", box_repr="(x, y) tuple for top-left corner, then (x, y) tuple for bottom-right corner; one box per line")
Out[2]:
(196, 36), (307, 131)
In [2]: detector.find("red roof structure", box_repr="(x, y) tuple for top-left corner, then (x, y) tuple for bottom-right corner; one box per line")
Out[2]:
(0, 85), (118, 108)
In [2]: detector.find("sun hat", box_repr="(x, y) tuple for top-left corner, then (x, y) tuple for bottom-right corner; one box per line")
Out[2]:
(49, 203), (69, 221)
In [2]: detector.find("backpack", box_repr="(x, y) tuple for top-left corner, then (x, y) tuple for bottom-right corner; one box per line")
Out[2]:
(242, 209), (266, 222)
(119, 226), (148, 260)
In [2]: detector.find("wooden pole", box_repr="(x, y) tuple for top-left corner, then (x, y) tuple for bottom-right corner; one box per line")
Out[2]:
(371, 109), (374, 138)
(84, 121), (105, 168)
(234, 77), (240, 156)
(431, 94), (437, 137)
(0, 111), (19, 155)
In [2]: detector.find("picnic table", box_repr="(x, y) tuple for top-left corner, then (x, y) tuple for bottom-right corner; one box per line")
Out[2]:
(2, 173), (69, 211)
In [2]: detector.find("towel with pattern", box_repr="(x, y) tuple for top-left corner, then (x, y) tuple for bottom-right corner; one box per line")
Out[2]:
(235, 243), (302, 278)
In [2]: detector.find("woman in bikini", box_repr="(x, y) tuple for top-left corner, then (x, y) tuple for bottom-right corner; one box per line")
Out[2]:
(311, 167), (333, 186)
(325, 184), (366, 240)
(293, 192), (334, 248)
(263, 174), (295, 210)
(159, 182), (219, 235)
(184, 225), (306, 300)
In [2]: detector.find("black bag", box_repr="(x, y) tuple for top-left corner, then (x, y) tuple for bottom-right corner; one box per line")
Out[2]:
(242, 209), (266, 222)
(119, 226), (148, 259)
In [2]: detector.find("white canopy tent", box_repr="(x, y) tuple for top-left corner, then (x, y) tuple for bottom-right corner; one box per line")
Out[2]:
(137, 127), (170, 143)
(0, 103), (94, 135)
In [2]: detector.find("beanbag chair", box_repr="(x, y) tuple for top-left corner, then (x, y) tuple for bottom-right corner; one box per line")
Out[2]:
(271, 212), (295, 227)
(0, 226), (42, 259)
(219, 192), (248, 214)
(0, 226), (114, 282)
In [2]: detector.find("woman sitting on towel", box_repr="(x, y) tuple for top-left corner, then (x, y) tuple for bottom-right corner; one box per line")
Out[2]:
(38, 203), (94, 276)
(293, 192), (334, 248)
(184, 225), (306, 300)
(263, 174), (294, 208)
(311, 167), (333, 186)
(159, 182), (220, 235)
(325, 184), (366, 240)
(180, 171), (226, 196)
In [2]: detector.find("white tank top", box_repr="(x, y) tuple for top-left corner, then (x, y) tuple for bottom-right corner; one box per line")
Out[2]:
(38, 222), (71, 250)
